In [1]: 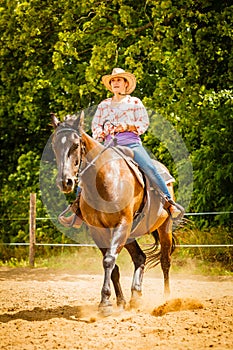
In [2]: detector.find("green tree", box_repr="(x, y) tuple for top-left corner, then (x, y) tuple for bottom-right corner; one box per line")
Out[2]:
(0, 0), (232, 250)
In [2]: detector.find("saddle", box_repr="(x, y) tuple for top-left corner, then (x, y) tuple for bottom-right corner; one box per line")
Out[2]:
(112, 145), (176, 235)
(114, 145), (175, 187)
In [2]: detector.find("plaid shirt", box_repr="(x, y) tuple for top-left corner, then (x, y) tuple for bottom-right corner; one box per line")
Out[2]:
(92, 95), (149, 140)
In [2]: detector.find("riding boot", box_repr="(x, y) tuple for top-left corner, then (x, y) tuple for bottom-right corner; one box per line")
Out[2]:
(58, 192), (83, 228)
(163, 197), (184, 220)
(70, 191), (82, 217)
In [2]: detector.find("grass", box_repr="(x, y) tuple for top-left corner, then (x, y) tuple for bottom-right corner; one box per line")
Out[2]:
(0, 246), (134, 274)
(0, 245), (232, 277)
(0, 223), (232, 276)
(172, 256), (233, 277)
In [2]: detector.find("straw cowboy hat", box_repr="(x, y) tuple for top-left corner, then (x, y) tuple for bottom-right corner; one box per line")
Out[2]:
(102, 68), (136, 94)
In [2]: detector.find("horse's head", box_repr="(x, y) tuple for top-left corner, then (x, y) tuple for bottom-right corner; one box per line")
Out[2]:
(51, 113), (84, 193)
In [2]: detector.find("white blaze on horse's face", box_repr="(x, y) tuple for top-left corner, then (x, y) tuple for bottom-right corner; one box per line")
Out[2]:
(61, 136), (67, 144)
(53, 131), (80, 193)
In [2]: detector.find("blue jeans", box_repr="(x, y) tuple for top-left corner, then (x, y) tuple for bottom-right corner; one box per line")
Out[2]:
(126, 143), (171, 199)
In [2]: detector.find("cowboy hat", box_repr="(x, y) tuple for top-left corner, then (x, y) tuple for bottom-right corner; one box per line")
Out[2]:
(102, 68), (136, 94)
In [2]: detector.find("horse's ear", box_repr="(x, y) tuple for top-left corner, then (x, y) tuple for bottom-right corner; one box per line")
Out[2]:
(51, 113), (60, 129)
(73, 111), (84, 132)
(80, 110), (85, 129)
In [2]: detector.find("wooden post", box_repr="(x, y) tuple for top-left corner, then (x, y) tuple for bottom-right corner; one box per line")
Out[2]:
(29, 193), (36, 267)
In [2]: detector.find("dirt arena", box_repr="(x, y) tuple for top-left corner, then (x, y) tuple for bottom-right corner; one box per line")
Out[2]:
(0, 267), (232, 349)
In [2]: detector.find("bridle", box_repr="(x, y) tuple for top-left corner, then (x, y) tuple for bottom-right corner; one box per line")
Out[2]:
(53, 126), (84, 180)
(53, 121), (121, 180)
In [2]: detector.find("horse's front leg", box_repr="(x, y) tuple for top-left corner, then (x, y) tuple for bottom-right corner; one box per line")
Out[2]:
(99, 248), (126, 309)
(99, 225), (130, 316)
(99, 251), (116, 315)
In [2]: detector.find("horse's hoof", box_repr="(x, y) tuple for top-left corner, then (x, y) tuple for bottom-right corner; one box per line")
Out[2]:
(164, 291), (170, 300)
(130, 291), (142, 309)
(116, 303), (126, 313)
(164, 285), (170, 300)
(98, 303), (113, 317)
(130, 298), (141, 309)
(117, 299), (126, 310)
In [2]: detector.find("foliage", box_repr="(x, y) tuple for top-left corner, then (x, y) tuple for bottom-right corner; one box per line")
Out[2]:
(175, 222), (233, 272)
(0, 1), (232, 262)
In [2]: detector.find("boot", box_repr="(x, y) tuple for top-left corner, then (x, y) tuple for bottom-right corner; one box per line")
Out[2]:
(58, 211), (82, 228)
(58, 192), (83, 228)
(70, 191), (82, 216)
(164, 198), (184, 220)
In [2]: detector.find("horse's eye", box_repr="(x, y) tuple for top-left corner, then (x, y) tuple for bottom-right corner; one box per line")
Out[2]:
(68, 144), (78, 157)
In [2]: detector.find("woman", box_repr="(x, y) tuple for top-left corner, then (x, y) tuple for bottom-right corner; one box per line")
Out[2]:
(59, 68), (182, 227)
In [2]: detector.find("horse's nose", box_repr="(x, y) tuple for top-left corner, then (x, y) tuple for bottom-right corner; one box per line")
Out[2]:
(56, 177), (74, 193)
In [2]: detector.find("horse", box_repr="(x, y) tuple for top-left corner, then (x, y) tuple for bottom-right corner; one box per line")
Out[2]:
(51, 112), (180, 315)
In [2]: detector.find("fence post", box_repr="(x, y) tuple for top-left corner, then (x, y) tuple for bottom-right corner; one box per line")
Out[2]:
(29, 193), (36, 267)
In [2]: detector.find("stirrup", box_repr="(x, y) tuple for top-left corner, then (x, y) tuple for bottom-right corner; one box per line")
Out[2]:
(71, 191), (82, 216)
(58, 205), (77, 227)
(58, 205), (73, 218)
(163, 198), (185, 221)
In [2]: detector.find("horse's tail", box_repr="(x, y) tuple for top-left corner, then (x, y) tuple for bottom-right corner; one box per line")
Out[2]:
(144, 230), (176, 270)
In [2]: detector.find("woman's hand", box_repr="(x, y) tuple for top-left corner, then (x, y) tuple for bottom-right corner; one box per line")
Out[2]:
(114, 123), (137, 133)
(127, 124), (137, 132)
(96, 131), (105, 143)
(114, 123), (128, 133)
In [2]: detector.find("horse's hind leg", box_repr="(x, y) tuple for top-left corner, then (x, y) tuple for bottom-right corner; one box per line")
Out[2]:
(99, 247), (126, 308)
(111, 264), (126, 309)
(125, 239), (146, 308)
(157, 218), (173, 297)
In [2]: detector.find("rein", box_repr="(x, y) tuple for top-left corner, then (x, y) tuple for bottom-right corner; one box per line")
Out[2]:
(78, 119), (121, 177)
(78, 136), (118, 177)
(54, 124), (119, 179)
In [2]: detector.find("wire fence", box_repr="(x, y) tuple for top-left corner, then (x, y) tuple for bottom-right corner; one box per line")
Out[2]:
(1, 243), (233, 248)
(1, 211), (233, 221)
(1, 211), (233, 222)
(0, 211), (232, 248)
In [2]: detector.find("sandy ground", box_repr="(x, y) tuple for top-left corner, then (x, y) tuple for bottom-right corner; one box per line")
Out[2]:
(0, 267), (232, 350)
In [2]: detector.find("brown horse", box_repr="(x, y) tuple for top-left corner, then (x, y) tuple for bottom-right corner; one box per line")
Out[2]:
(51, 113), (179, 315)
